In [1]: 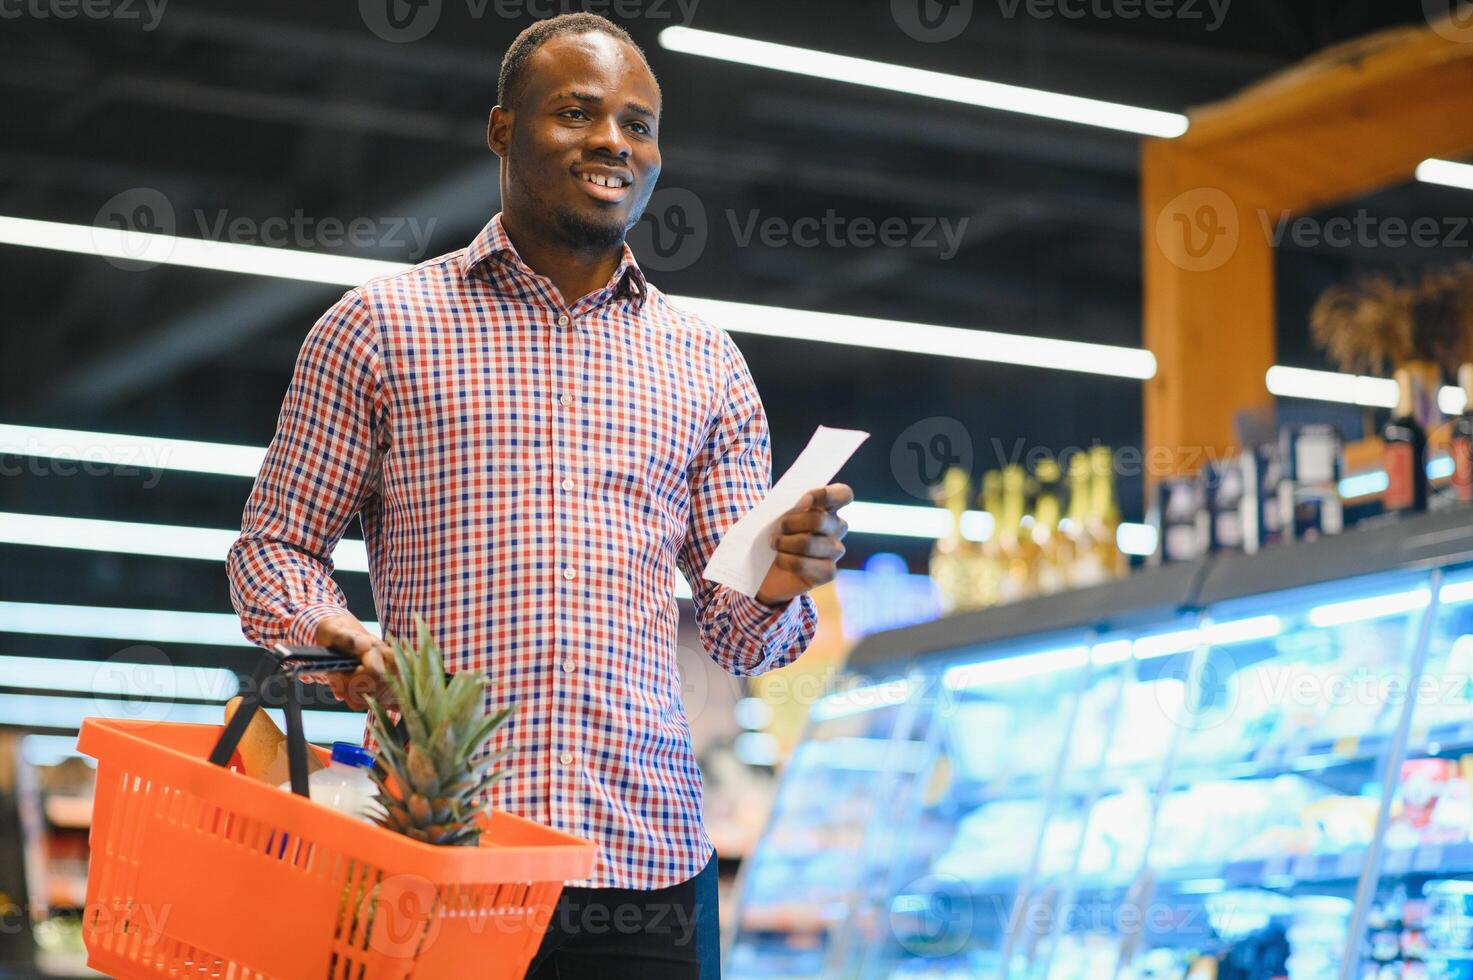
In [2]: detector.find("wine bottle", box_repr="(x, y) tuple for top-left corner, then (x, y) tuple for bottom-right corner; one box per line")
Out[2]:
(1453, 364), (1473, 504)
(1087, 447), (1127, 578)
(1031, 459), (1066, 595)
(1064, 453), (1094, 583)
(1383, 367), (1429, 514)
(975, 471), (1005, 608)
(998, 465), (1036, 603)
(928, 467), (975, 613)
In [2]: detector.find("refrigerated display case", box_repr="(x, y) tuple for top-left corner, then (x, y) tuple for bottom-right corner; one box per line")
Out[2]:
(727, 509), (1473, 979)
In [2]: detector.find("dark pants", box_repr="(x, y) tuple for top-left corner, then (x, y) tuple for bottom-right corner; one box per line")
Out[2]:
(525, 851), (721, 979)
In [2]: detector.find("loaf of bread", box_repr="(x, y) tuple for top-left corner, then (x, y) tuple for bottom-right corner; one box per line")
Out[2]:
(224, 696), (326, 784)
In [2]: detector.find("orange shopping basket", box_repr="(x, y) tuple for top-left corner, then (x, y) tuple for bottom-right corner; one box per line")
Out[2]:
(76, 646), (596, 979)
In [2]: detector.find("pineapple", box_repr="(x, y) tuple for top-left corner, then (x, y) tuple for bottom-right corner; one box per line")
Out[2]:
(363, 614), (512, 846)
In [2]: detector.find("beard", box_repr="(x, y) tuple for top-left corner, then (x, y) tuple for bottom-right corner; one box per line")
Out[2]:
(551, 204), (629, 252)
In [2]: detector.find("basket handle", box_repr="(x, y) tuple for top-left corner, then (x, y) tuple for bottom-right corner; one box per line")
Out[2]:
(207, 645), (375, 797)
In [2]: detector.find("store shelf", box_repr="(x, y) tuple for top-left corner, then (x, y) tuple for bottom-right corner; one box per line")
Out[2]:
(732, 509), (1473, 977)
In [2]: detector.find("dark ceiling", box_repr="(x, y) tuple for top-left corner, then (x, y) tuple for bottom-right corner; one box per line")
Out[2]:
(3, 0), (1470, 633)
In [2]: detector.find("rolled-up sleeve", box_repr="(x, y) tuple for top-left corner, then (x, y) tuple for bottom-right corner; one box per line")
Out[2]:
(675, 332), (818, 676)
(226, 289), (386, 648)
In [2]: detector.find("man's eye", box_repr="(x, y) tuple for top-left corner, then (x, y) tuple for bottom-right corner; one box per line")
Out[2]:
(561, 108), (589, 120)
(628, 121), (651, 136)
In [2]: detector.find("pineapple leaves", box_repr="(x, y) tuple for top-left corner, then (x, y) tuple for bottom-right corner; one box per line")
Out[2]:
(363, 614), (513, 847)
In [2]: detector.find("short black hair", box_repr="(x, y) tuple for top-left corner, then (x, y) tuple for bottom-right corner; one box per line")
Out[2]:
(497, 13), (656, 111)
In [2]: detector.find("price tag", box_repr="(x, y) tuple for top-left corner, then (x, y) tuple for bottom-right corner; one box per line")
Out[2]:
(1337, 849), (1366, 879)
(1333, 736), (1360, 757)
(1383, 847), (1413, 875)
(1414, 845), (1444, 871)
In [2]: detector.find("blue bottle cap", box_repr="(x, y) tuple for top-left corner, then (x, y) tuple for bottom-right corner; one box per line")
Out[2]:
(330, 741), (376, 768)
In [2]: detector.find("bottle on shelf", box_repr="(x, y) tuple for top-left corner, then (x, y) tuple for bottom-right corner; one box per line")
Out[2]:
(1452, 364), (1473, 504)
(1031, 458), (1067, 595)
(972, 471), (1007, 607)
(1384, 366), (1430, 515)
(928, 466), (977, 614)
(1063, 452), (1095, 585)
(1087, 446), (1127, 579)
(998, 465), (1037, 603)
(973, 470), (1005, 608)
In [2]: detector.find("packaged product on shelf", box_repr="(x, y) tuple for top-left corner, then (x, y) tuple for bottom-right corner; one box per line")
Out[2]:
(1279, 424), (1344, 541)
(1240, 442), (1288, 554)
(1386, 759), (1469, 849)
(1200, 456), (1248, 553)
(1383, 367), (1433, 515)
(1452, 364), (1473, 504)
(1156, 476), (1206, 563)
(1286, 895), (1353, 980)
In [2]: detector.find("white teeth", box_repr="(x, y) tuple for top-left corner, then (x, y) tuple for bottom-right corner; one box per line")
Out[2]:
(581, 173), (625, 188)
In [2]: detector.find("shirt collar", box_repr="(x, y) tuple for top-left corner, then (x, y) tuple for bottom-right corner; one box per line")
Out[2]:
(463, 212), (648, 309)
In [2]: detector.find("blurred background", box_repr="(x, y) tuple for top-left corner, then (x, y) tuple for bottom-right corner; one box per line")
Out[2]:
(4, 0), (1473, 976)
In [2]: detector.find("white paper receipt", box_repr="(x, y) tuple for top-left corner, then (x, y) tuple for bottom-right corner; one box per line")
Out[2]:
(702, 425), (870, 598)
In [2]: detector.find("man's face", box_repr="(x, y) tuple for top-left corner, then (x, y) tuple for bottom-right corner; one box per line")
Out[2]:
(495, 32), (662, 251)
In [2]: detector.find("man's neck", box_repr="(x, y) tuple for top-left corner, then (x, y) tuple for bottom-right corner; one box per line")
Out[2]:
(501, 212), (623, 309)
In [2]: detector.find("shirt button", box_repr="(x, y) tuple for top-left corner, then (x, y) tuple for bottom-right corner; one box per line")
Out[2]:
(557, 314), (570, 328)
(562, 659), (576, 673)
(560, 477), (575, 492)
(559, 750), (574, 766)
(562, 567), (577, 581)
(559, 393), (573, 407)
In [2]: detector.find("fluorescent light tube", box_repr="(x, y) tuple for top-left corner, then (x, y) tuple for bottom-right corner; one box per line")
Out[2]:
(0, 600), (253, 646)
(0, 652), (239, 701)
(943, 645), (1089, 689)
(1266, 366), (1463, 414)
(657, 27), (1189, 139)
(1133, 628), (1200, 660)
(1439, 578), (1473, 606)
(0, 217), (1158, 379)
(811, 678), (912, 721)
(0, 423), (264, 477)
(1417, 158), (1473, 192)
(672, 295), (1158, 380)
(1090, 639), (1134, 665)
(0, 214), (405, 286)
(1307, 588), (1431, 628)
(0, 691), (363, 743)
(1203, 615), (1281, 646)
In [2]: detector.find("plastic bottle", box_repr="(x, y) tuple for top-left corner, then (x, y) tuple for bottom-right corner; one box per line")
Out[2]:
(280, 741), (379, 822)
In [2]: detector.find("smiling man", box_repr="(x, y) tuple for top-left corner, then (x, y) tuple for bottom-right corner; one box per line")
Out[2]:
(226, 12), (851, 978)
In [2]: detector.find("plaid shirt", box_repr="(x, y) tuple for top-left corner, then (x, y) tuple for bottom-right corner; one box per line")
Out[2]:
(227, 213), (818, 888)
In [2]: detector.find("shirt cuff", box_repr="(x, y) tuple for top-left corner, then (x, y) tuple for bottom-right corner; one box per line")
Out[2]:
(728, 590), (805, 647)
(288, 602), (350, 647)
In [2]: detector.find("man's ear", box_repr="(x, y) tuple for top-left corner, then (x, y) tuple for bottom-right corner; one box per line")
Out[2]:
(487, 106), (512, 158)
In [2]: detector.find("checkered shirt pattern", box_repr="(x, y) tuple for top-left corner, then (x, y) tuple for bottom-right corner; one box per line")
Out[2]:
(226, 212), (818, 888)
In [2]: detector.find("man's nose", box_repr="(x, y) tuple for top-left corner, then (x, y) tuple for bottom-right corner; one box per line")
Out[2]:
(584, 115), (631, 159)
